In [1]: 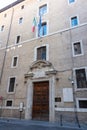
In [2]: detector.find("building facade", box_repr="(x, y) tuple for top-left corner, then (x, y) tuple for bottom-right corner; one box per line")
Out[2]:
(0, 0), (87, 124)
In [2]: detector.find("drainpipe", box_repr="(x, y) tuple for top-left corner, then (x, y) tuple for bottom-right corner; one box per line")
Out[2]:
(71, 78), (80, 128)
(68, 28), (81, 128)
(0, 7), (14, 84)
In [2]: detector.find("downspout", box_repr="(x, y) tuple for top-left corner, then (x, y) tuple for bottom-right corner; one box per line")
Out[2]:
(0, 7), (14, 84)
(69, 29), (80, 128)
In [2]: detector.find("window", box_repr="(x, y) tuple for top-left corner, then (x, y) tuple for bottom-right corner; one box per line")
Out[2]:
(79, 100), (87, 108)
(34, 44), (49, 61)
(73, 42), (82, 56)
(37, 46), (46, 60)
(12, 56), (18, 67)
(19, 17), (23, 24)
(71, 16), (78, 27)
(21, 5), (24, 9)
(8, 77), (15, 92)
(39, 4), (47, 15)
(38, 22), (47, 37)
(75, 68), (87, 88)
(1, 25), (4, 31)
(6, 100), (12, 107)
(16, 35), (21, 44)
(4, 13), (7, 17)
(69, 0), (75, 3)
(41, 22), (47, 36)
(55, 97), (61, 102)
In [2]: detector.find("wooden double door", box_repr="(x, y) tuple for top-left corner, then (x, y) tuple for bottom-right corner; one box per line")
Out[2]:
(32, 81), (49, 121)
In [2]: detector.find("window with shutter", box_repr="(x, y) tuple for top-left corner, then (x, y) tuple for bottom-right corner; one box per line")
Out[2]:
(8, 77), (15, 92)
(75, 69), (87, 88)
(37, 46), (46, 60)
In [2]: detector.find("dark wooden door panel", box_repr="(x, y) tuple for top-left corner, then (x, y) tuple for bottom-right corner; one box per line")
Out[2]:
(32, 81), (49, 121)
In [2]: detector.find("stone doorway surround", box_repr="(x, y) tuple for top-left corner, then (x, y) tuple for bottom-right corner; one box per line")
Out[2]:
(24, 60), (57, 122)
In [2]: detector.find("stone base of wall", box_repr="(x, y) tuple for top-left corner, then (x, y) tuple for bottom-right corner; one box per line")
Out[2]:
(0, 109), (25, 119)
(55, 111), (87, 125)
(0, 108), (87, 124)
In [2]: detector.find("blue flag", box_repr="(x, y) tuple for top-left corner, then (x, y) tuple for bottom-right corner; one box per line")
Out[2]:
(38, 15), (42, 37)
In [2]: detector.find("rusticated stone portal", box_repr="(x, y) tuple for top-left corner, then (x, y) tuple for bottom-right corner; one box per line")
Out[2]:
(25, 60), (57, 122)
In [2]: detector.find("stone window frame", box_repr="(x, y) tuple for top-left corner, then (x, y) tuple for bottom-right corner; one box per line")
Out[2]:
(15, 35), (21, 44)
(37, 0), (42, 2)
(34, 44), (49, 61)
(73, 67), (87, 91)
(7, 76), (16, 94)
(70, 15), (79, 27)
(37, 2), (49, 17)
(4, 13), (7, 18)
(72, 40), (84, 57)
(36, 20), (49, 37)
(0, 25), (4, 32)
(19, 17), (23, 24)
(68, 0), (76, 4)
(21, 5), (24, 9)
(39, 4), (47, 16)
(5, 99), (13, 107)
(76, 98), (87, 112)
(38, 21), (48, 37)
(11, 55), (19, 68)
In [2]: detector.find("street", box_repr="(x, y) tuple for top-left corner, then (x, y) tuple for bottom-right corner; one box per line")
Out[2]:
(0, 121), (86, 130)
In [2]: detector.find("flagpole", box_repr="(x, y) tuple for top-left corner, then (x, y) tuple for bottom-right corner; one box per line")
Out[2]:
(32, 14), (42, 38)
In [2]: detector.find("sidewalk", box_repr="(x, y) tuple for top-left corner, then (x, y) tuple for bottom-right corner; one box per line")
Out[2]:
(0, 118), (87, 130)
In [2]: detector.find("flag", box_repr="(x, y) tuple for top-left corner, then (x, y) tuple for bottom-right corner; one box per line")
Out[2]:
(32, 17), (37, 32)
(38, 15), (42, 37)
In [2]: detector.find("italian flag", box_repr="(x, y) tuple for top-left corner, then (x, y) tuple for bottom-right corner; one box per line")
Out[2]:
(32, 17), (37, 32)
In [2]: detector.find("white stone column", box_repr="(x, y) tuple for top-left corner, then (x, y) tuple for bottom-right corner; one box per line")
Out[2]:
(49, 76), (55, 122)
(25, 80), (33, 119)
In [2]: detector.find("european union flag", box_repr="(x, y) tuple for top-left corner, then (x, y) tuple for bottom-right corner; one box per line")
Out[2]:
(38, 15), (42, 37)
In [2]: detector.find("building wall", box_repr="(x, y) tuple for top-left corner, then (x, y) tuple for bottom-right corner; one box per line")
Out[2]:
(0, 0), (87, 123)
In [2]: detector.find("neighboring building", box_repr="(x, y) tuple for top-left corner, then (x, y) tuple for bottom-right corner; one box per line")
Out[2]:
(0, 0), (87, 124)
